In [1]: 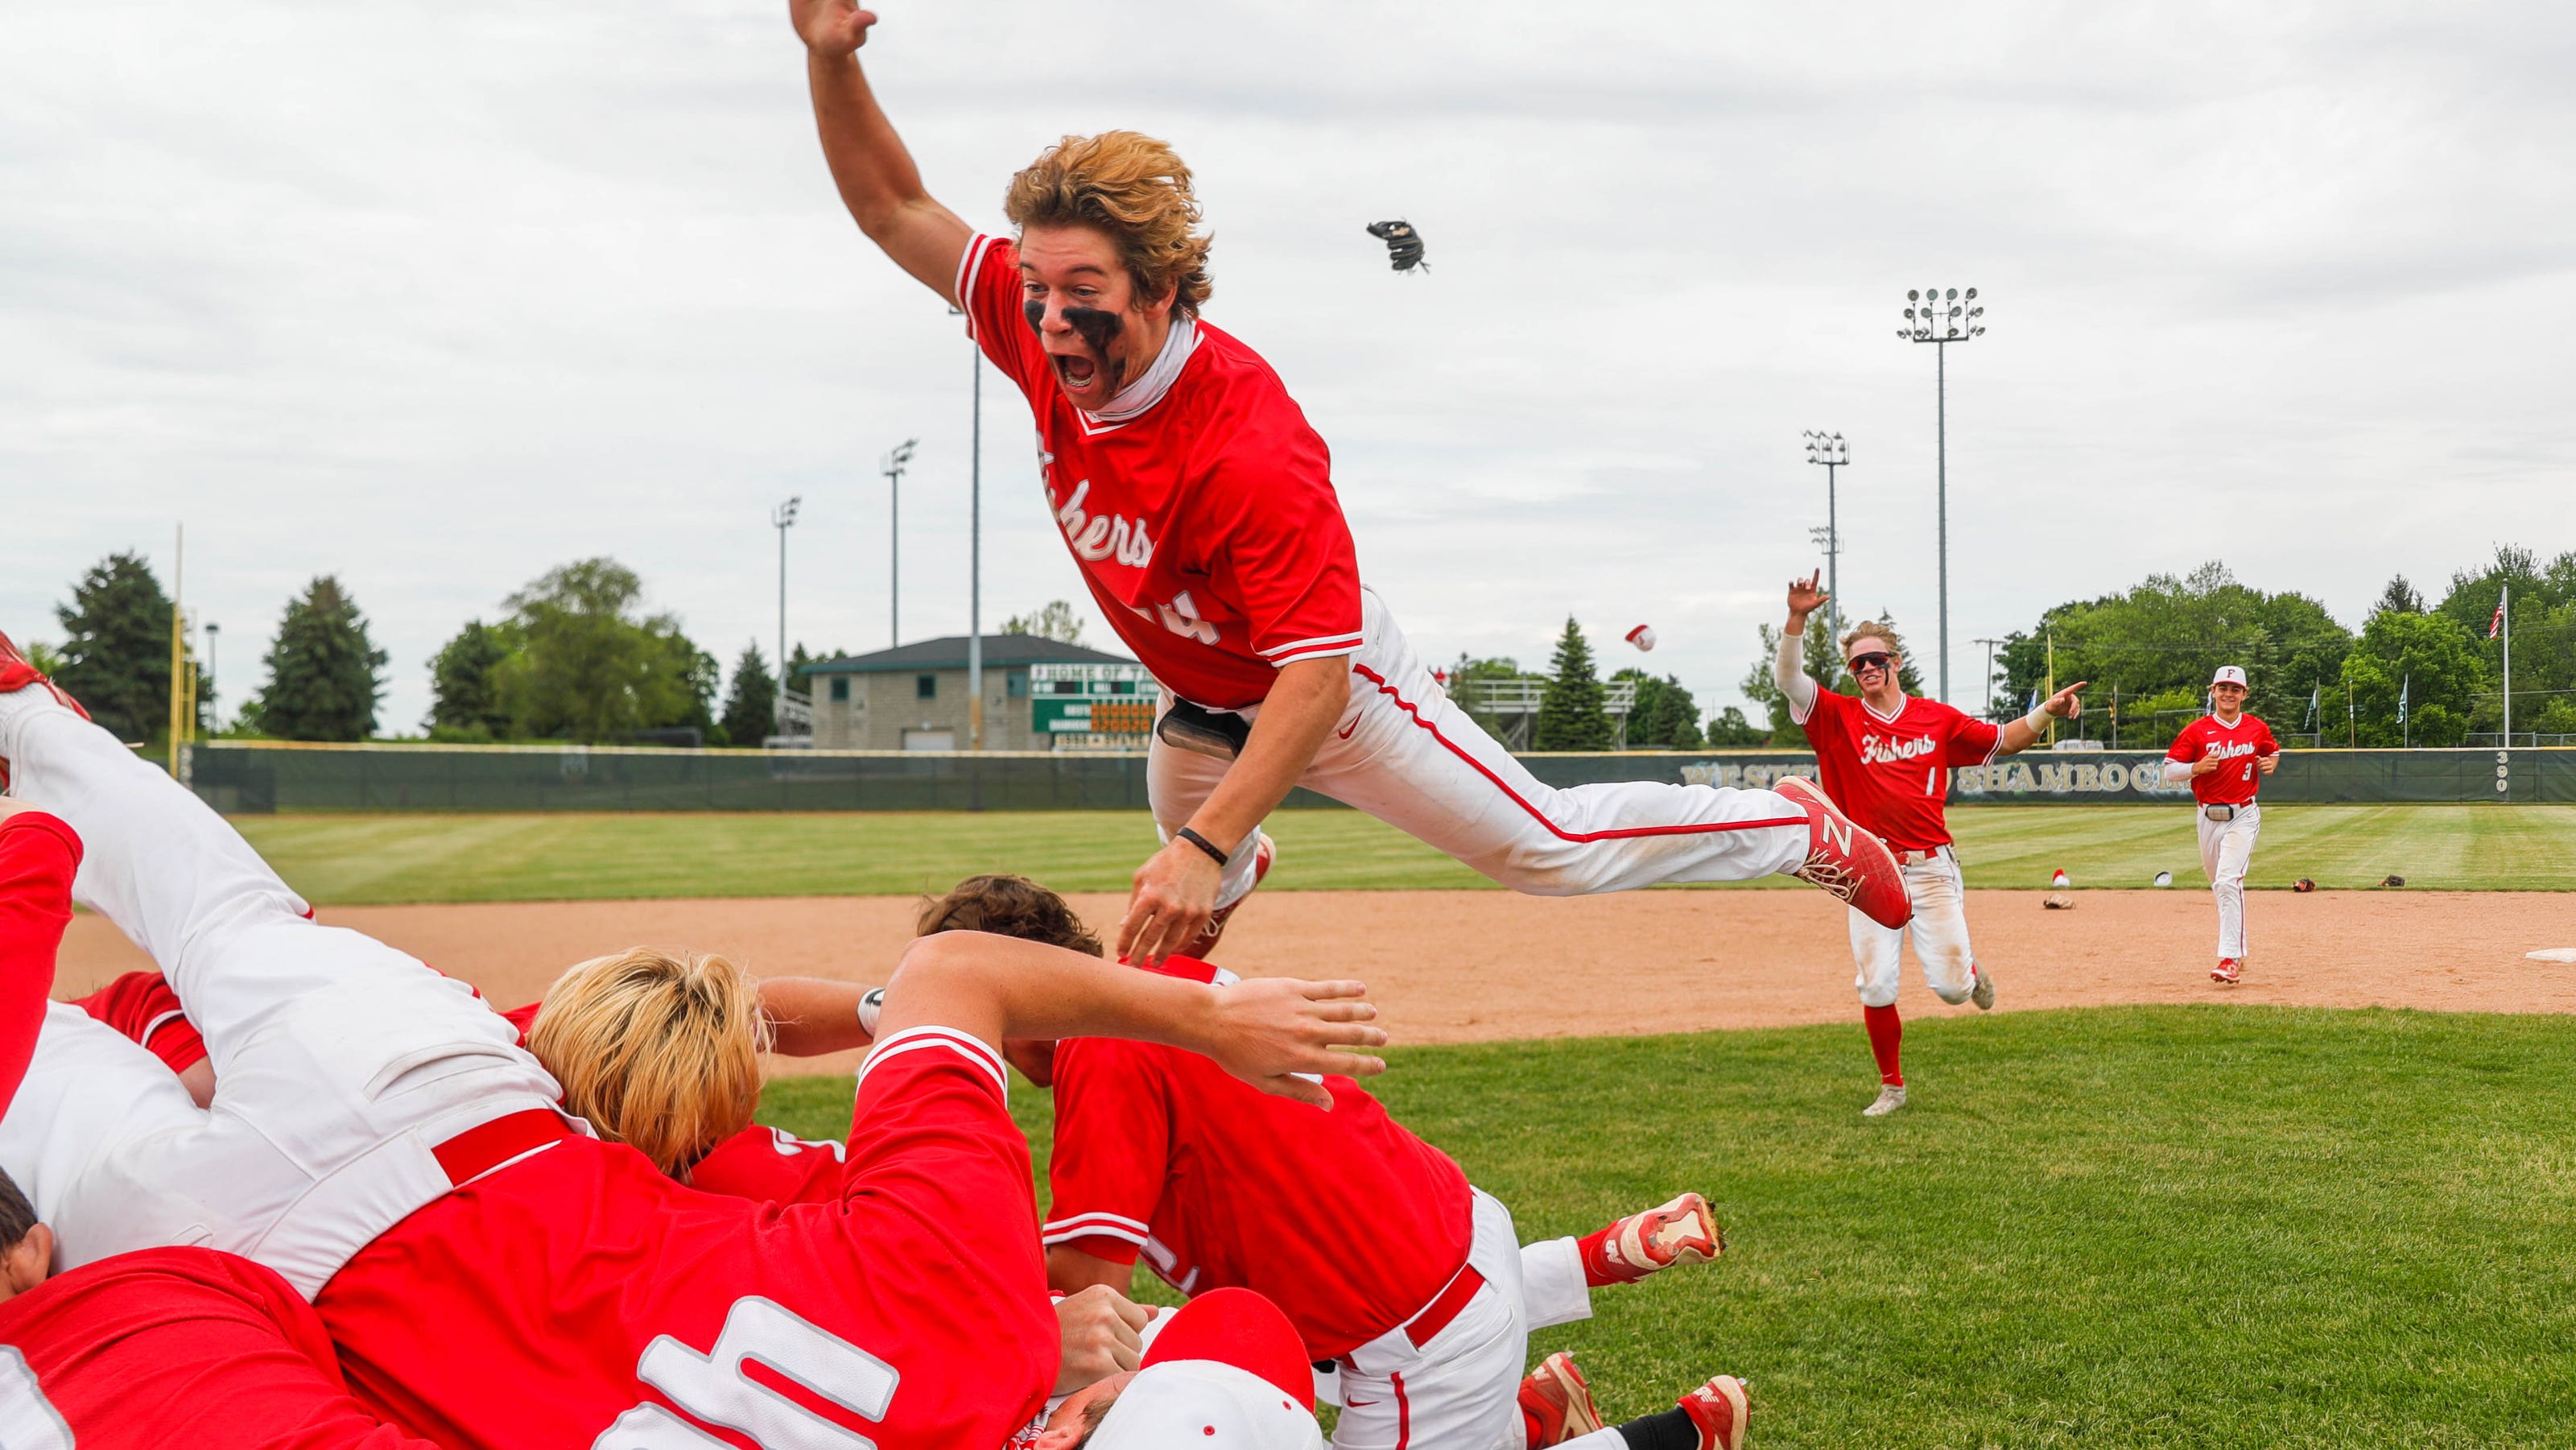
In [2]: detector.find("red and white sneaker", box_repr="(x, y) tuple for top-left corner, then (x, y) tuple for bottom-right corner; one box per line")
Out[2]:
(1173, 831), (1274, 960)
(0, 630), (89, 792)
(1773, 775), (1910, 930)
(1517, 1351), (1604, 1448)
(2212, 957), (2241, 985)
(1593, 1192), (1725, 1283)
(1678, 1374), (1751, 1450)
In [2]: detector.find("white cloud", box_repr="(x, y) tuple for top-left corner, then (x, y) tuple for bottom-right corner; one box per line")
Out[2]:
(9, 0), (2573, 730)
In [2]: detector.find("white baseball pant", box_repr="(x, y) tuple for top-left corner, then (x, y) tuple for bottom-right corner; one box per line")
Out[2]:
(2197, 803), (2260, 960)
(1154, 590), (1809, 909)
(1850, 849), (1977, 1009)
(1327, 1188), (1598, 1450)
(0, 688), (571, 1297)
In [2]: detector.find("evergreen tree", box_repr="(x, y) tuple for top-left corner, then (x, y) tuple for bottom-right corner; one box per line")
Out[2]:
(720, 643), (778, 748)
(52, 552), (175, 745)
(2372, 575), (2426, 618)
(1535, 618), (1612, 751)
(427, 620), (514, 740)
(251, 576), (386, 742)
(1616, 670), (1706, 750)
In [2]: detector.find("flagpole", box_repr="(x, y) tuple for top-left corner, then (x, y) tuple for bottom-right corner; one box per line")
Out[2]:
(2504, 584), (2512, 747)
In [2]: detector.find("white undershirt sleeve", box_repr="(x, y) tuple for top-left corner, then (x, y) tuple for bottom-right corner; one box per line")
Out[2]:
(2161, 758), (2194, 784)
(1777, 630), (1819, 724)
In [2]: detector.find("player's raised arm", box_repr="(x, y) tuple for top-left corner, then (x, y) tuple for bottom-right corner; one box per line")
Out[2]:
(1775, 572), (1827, 718)
(791, 0), (972, 304)
(877, 929), (1387, 1109)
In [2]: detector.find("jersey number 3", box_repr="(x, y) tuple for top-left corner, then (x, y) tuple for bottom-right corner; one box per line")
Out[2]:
(594, 1297), (898, 1450)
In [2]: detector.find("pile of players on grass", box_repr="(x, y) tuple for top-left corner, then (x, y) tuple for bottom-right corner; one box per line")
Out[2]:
(0, 646), (1747, 1450)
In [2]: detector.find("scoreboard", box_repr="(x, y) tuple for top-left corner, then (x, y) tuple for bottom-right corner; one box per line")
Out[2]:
(1029, 663), (1161, 746)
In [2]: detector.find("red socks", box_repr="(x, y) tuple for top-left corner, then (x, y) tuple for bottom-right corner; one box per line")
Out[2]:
(1864, 1003), (1904, 1086)
(1576, 1224), (1643, 1287)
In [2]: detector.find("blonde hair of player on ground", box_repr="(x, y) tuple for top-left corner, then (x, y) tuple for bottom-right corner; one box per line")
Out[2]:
(528, 948), (770, 1175)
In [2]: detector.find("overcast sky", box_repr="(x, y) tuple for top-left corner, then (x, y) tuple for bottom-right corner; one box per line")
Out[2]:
(10, 1), (2574, 733)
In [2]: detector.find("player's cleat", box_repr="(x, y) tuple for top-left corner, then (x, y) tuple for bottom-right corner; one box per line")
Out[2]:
(2211, 957), (2240, 985)
(1677, 1374), (1751, 1450)
(1863, 1083), (1908, 1117)
(1591, 1192), (1725, 1283)
(0, 629), (89, 792)
(1773, 775), (1911, 930)
(1172, 831), (1274, 960)
(1971, 964), (1996, 1010)
(1517, 1351), (1605, 1447)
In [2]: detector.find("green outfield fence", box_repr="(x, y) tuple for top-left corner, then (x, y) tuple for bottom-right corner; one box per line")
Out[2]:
(180, 742), (2576, 813)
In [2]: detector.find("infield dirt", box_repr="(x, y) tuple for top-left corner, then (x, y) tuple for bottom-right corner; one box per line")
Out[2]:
(55, 888), (2576, 1079)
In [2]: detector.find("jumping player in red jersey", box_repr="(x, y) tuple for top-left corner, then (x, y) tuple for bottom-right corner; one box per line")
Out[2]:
(786, 0), (1911, 968)
(2161, 666), (2280, 985)
(1777, 575), (2087, 1117)
(917, 875), (1750, 1450)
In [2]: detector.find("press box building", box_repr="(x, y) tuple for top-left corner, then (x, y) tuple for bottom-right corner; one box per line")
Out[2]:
(803, 634), (1158, 751)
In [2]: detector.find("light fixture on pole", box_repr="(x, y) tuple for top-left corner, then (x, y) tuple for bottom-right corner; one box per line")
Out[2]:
(772, 495), (802, 727)
(881, 438), (919, 649)
(1802, 431), (1850, 662)
(1897, 285), (1986, 704)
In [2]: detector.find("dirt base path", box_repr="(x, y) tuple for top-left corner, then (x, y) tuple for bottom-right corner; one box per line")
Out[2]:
(56, 889), (2576, 1080)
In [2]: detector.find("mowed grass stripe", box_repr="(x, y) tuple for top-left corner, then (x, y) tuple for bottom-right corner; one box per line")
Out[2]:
(758, 1006), (2576, 1447)
(231, 804), (2576, 904)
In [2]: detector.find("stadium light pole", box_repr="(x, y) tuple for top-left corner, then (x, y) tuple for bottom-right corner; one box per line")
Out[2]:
(204, 621), (220, 733)
(882, 438), (918, 649)
(1803, 431), (1849, 648)
(773, 495), (802, 727)
(1897, 286), (1986, 704)
(968, 340), (985, 750)
(1973, 636), (2001, 720)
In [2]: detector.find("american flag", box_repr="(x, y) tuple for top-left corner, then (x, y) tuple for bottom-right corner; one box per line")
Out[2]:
(2489, 589), (2507, 640)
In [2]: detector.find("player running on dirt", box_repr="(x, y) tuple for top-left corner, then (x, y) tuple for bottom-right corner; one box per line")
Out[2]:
(919, 874), (1751, 1450)
(785, 0), (1913, 967)
(2161, 666), (2279, 985)
(1777, 574), (2086, 1117)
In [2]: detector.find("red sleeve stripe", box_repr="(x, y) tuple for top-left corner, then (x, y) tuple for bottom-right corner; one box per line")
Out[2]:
(1266, 643), (1363, 667)
(857, 1026), (1009, 1100)
(1257, 631), (1364, 659)
(1041, 1212), (1151, 1248)
(956, 233), (997, 337)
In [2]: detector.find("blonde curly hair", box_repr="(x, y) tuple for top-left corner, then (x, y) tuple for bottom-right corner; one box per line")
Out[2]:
(528, 948), (770, 1175)
(1005, 131), (1214, 318)
(1840, 621), (1905, 658)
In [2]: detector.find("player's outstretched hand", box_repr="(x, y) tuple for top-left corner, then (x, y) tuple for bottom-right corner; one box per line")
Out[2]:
(789, 0), (879, 56)
(1118, 837), (1222, 965)
(1786, 570), (1830, 625)
(1054, 1285), (1153, 1394)
(2044, 680), (2088, 720)
(1204, 977), (1388, 1109)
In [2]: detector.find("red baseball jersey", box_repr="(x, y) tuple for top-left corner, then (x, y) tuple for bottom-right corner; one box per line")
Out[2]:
(2166, 713), (2279, 806)
(316, 1027), (1056, 1450)
(1043, 956), (1472, 1361)
(0, 811), (79, 1115)
(960, 234), (1365, 710)
(1798, 690), (2001, 853)
(0, 1246), (429, 1449)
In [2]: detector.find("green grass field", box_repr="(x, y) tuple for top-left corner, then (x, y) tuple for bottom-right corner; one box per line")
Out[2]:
(758, 1007), (2576, 1447)
(231, 803), (2576, 904)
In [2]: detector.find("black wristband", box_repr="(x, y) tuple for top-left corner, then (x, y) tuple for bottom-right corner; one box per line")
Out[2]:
(1174, 826), (1232, 867)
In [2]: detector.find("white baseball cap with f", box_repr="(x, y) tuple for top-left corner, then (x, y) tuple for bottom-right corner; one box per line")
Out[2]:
(1089, 1288), (1323, 1450)
(2211, 666), (2248, 688)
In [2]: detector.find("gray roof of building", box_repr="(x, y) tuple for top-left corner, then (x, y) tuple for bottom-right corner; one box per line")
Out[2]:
(805, 634), (1137, 674)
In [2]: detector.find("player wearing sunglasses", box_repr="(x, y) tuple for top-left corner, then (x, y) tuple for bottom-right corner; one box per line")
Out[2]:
(1777, 573), (2084, 1116)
